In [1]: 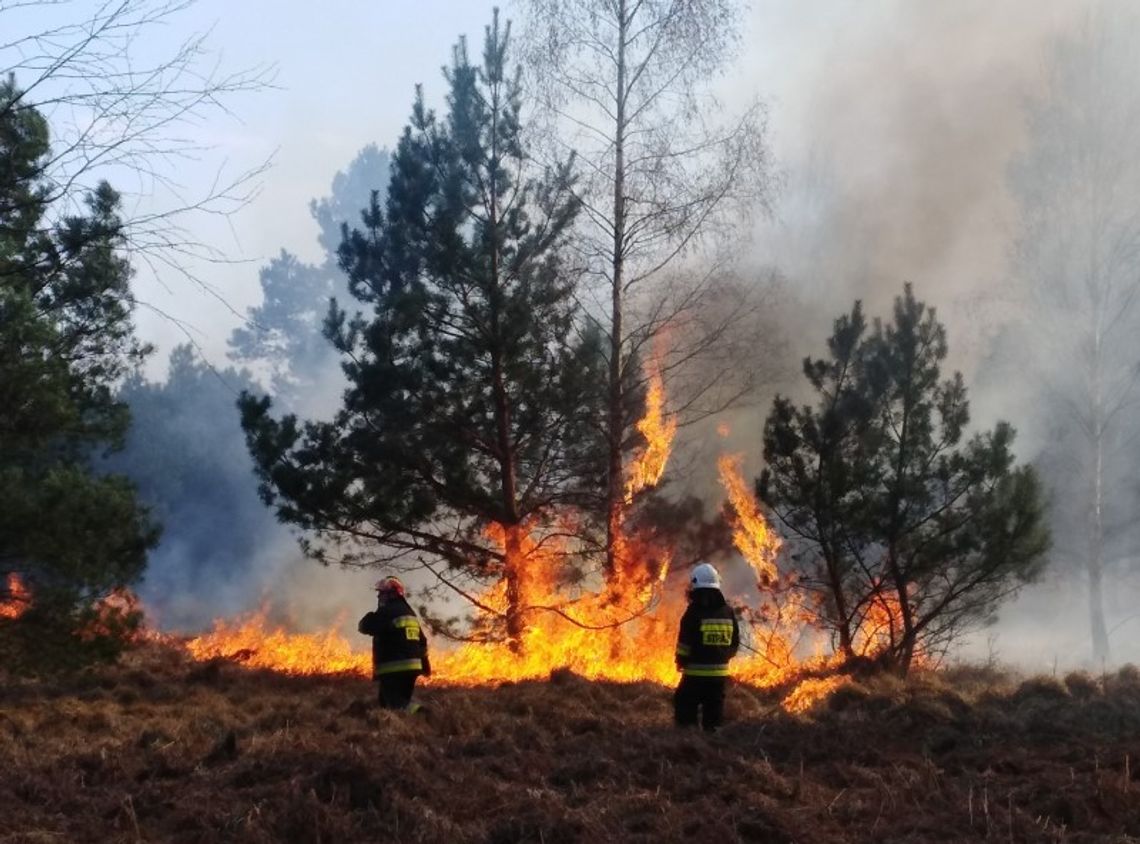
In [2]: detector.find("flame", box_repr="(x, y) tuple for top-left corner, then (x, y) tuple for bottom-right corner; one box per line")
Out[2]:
(854, 584), (928, 667)
(781, 675), (848, 714)
(717, 453), (780, 586)
(434, 518), (679, 684)
(430, 451), (817, 695)
(624, 360), (677, 503)
(0, 573), (30, 620)
(184, 610), (371, 676)
(169, 451), (848, 710)
(715, 454), (839, 696)
(164, 381), (902, 714)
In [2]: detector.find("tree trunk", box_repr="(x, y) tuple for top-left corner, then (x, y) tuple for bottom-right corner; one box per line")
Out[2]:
(1089, 555), (1109, 665)
(896, 630), (917, 677)
(836, 619), (855, 662)
(885, 556), (917, 677)
(1087, 323), (1110, 665)
(886, 395), (916, 675)
(1089, 419), (1110, 664)
(503, 522), (526, 652)
(822, 545), (855, 661)
(485, 70), (524, 652)
(604, 0), (628, 581)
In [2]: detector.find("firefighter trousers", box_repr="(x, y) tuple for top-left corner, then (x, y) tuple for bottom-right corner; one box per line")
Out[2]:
(674, 675), (726, 732)
(377, 672), (420, 712)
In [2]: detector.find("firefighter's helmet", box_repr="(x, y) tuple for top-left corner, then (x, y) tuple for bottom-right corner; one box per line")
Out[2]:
(375, 576), (406, 598)
(690, 562), (722, 590)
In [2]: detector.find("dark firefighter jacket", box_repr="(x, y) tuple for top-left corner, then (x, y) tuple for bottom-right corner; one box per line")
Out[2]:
(358, 596), (430, 678)
(675, 588), (740, 678)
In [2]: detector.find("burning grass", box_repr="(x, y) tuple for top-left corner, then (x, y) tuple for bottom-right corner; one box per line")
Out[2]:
(157, 448), (827, 699)
(3, 646), (1140, 843)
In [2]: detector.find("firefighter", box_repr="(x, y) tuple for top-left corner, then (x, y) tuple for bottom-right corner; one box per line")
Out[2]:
(358, 576), (431, 712)
(674, 562), (739, 732)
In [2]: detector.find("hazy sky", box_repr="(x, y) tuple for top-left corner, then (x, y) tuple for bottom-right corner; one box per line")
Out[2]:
(127, 0), (508, 368)
(114, 0), (1082, 381)
(107, 0), (838, 372)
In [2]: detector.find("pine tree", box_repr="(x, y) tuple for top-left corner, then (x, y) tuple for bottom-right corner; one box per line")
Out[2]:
(240, 13), (594, 646)
(761, 286), (1050, 673)
(0, 77), (157, 656)
(230, 145), (391, 414)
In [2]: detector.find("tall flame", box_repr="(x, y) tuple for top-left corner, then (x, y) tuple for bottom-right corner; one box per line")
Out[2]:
(624, 361), (677, 503)
(717, 453), (780, 586)
(715, 450), (828, 692)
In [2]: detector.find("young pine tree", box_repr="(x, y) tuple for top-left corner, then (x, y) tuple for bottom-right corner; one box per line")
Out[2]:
(760, 286), (1050, 673)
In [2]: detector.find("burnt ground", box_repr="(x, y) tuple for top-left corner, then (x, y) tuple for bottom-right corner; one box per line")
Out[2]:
(2, 647), (1140, 843)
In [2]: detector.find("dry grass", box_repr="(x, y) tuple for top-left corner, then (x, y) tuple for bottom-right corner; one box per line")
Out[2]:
(2, 647), (1140, 842)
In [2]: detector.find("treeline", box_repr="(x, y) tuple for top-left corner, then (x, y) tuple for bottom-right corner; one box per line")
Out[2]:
(235, 8), (1049, 674)
(15, 0), (1140, 674)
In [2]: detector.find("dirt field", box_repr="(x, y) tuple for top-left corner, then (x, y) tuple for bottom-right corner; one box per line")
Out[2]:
(2, 647), (1140, 843)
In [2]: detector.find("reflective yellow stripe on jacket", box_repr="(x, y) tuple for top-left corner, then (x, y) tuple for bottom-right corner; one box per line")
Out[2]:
(682, 663), (730, 678)
(375, 658), (423, 675)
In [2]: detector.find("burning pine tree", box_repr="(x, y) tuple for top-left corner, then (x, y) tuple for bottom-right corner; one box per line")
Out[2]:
(234, 10), (771, 687)
(241, 12), (600, 650)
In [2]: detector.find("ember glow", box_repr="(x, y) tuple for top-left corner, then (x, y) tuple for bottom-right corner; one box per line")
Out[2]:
(0, 573), (30, 620)
(170, 378), (874, 713)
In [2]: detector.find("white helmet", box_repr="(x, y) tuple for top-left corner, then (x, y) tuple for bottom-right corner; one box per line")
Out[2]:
(690, 562), (722, 590)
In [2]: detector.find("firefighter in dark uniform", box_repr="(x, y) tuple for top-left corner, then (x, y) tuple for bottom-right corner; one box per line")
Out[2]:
(674, 562), (739, 732)
(358, 577), (431, 711)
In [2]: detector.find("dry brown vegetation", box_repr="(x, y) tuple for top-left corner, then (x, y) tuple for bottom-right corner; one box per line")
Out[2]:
(3, 647), (1140, 843)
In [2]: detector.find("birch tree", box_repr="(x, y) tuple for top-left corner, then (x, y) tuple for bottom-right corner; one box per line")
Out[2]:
(1010, 1), (1140, 663)
(524, 0), (774, 577)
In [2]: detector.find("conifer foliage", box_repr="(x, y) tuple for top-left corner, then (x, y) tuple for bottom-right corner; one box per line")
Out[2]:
(0, 77), (157, 661)
(241, 14), (596, 643)
(760, 286), (1050, 672)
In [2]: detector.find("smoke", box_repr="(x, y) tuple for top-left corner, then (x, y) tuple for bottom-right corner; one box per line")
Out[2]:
(760, 3), (1069, 300)
(673, 0), (1087, 467)
(669, 0), (1081, 508)
(113, 145), (391, 634)
(732, 0), (1140, 670)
